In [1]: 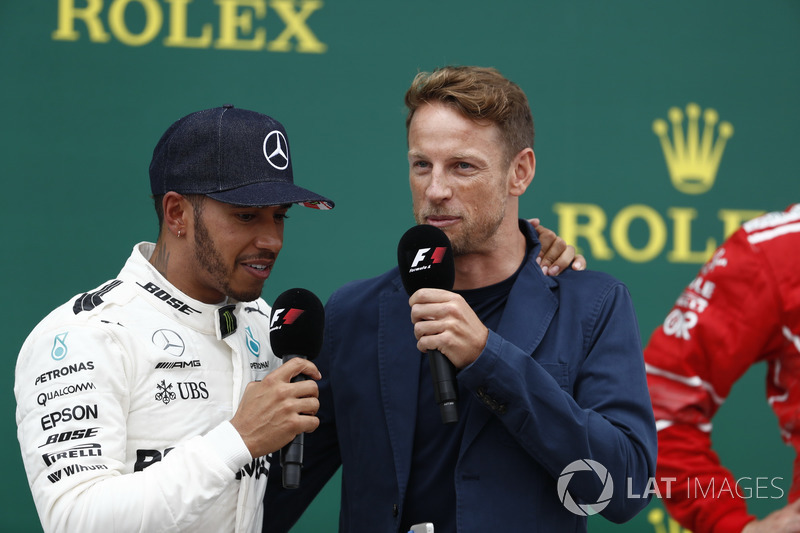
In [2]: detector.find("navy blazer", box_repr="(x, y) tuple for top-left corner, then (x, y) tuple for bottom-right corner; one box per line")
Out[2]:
(265, 221), (656, 533)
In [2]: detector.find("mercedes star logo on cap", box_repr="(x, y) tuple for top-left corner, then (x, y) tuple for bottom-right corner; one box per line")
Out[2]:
(263, 130), (289, 170)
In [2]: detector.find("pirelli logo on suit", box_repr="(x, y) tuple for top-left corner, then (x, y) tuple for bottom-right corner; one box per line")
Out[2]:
(43, 443), (102, 467)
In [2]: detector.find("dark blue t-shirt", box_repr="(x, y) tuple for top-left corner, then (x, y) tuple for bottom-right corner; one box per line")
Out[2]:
(400, 240), (532, 532)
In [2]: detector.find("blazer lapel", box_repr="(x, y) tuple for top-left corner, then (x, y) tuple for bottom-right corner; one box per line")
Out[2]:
(378, 277), (423, 502)
(460, 257), (559, 454)
(495, 260), (559, 354)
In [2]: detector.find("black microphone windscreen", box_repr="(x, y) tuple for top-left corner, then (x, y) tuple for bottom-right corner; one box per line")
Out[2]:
(397, 224), (455, 295)
(269, 288), (325, 359)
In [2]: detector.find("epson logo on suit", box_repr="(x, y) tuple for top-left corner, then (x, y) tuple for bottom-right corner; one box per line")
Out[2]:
(40, 405), (99, 431)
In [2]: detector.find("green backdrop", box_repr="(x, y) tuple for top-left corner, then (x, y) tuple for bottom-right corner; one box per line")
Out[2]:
(2, 2), (798, 532)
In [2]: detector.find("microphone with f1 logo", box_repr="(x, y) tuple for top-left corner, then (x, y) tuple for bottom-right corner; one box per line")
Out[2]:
(269, 287), (325, 489)
(397, 224), (458, 424)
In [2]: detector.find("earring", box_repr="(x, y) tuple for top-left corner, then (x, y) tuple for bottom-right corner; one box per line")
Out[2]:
(177, 229), (182, 238)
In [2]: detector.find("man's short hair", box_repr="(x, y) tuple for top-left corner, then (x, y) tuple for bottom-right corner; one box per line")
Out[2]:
(404, 66), (535, 165)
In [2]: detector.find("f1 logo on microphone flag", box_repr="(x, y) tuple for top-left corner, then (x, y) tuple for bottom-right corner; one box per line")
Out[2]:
(270, 308), (305, 330)
(410, 247), (447, 271)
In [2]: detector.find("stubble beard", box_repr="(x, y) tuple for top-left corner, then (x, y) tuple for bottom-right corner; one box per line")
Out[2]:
(415, 196), (507, 257)
(193, 215), (264, 303)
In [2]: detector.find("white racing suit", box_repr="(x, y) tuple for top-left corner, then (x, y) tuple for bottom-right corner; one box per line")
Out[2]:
(15, 242), (281, 532)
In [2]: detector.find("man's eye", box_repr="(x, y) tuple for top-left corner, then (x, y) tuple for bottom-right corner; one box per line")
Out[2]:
(237, 213), (256, 222)
(457, 162), (472, 170)
(275, 213), (290, 222)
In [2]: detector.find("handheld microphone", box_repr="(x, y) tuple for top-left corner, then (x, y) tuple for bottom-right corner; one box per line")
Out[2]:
(397, 224), (458, 424)
(269, 287), (325, 489)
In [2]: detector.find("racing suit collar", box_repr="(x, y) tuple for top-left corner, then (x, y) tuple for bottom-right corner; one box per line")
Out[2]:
(120, 242), (244, 340)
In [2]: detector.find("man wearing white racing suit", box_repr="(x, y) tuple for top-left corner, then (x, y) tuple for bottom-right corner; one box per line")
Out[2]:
(15, 106), (334, 532)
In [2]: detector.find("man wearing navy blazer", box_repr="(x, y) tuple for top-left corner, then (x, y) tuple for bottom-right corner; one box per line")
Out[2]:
(264, 66), (656, 532)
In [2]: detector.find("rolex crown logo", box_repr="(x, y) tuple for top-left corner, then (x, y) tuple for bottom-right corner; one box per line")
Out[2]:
(648, 508), (692, 533)
(653, 103), (734, 195)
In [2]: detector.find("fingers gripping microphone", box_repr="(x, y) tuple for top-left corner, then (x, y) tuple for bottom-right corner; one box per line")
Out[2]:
(269, 288), (324, 489)
(397, 225), (459, 424)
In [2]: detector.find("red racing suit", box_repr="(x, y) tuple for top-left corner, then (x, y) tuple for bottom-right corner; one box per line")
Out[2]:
(645, 204), (800, 532)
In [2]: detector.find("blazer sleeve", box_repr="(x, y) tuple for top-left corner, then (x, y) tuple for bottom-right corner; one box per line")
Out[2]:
(457, 280), (657, 523)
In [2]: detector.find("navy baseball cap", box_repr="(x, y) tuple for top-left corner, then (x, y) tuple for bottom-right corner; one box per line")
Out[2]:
(149, 105), (334, 210)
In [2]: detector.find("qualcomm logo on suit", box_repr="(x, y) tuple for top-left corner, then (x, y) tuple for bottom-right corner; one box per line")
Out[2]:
(553, 102), (763, 265)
